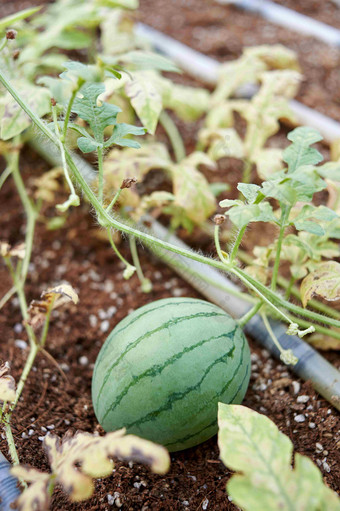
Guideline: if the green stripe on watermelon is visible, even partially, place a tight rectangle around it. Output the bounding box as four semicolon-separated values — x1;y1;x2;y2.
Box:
92;298;251;452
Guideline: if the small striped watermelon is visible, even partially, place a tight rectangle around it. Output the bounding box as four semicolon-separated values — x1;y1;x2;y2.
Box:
92;297;250;452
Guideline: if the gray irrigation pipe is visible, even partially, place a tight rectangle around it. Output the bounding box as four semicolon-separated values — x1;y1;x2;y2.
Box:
214;0;340;47
29;137;340;411
135;23;340;143
0;451;19;511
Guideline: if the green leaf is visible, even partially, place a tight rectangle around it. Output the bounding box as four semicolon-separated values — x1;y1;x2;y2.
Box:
125;71;162;134
0;6;41;33
300;261;340;307
283;127;323;173
317;161;340;181
218;404;339;511
225;202;277;229
60;61;99;86
0;82;51;140
292;205;338;235
77;137;100;153
237;184;261;204
209;182;229;197
72;83;121;143
104;123;146;149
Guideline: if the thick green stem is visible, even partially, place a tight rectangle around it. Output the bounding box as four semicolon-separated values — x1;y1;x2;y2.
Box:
2;73;340;330
159;110;186;163
271;206;290;291
0;165;12;190
61;89;77;142
230;225;247;263
106;188;122;213
214;224;228;263
11;343;39;410
238;301;262;328
285;275;296;300
0;286;15;310
97;146;104;204
3;419;20;465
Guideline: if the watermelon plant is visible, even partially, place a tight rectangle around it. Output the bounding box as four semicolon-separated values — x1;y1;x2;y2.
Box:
1;1;340;508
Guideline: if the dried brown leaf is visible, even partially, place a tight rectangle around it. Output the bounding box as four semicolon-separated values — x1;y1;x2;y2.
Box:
0;361;16;402
34;167;63;203
27;283;79;329
300;261;340;307
44;429;170;502
0;241;25;259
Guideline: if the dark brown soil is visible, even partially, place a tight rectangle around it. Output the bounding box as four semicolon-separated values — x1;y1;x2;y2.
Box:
0;1;340;510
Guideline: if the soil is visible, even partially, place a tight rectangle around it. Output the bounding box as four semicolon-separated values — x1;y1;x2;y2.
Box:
0;1;340;510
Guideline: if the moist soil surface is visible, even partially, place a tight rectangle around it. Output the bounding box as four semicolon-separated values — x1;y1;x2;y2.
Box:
1;1;340;510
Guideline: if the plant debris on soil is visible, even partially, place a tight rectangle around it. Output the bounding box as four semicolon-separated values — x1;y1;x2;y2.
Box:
0;0;340;510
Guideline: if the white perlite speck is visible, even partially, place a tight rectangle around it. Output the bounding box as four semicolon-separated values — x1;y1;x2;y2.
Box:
100;320;110;332
14;339;27;350
309;422;316;429
292;381;300;394
294;414;306;423
202;498;209;510
107;494;114;505
79;356;89;366
323;461;331;473
297;395;310;404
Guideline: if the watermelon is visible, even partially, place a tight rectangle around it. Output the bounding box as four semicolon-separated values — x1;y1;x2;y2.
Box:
92;297;250;452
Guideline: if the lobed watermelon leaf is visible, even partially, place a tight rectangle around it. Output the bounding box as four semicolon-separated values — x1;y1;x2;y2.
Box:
218;404;340;511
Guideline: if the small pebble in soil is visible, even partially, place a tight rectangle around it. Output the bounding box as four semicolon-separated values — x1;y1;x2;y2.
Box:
297;395;310;404
323;460;331;473
79;356;89;366
14;339;28;350
182;501;189;507
89;314;97;327
292;381;301;394
309;422;316;429
315;443;323;453
100;320;110;333
294;414;306;423
14;323;23;333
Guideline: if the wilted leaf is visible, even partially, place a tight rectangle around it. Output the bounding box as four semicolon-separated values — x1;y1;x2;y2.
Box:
300;261;340;307
163;82;210;121
0;362;16;403
28;283;79;329
34;167;63;203
218;404;339;511
308;333;340;351
171;152;217;224
292;205;337;236
125;71;163;134
252;148;283;180
0;241;25;259
11;466;51;511
244;45;300;71
44;429;170;501
137;191;175;218
198;128;244;161
0;82;51;140
103;142;171;207
107;50;179;73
